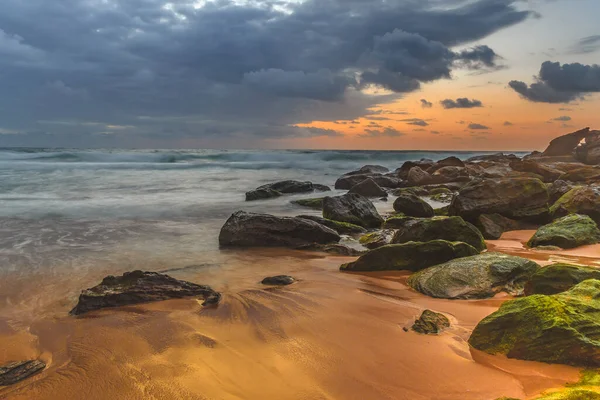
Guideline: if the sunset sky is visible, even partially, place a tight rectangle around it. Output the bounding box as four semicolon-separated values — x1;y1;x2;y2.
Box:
0;0;599;150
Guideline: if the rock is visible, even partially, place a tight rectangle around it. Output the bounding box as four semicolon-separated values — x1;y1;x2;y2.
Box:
468;279;600;367
476;213;523;240
407;166;433;186
340;240;478;272
70;270;221;315
525;263;600;295
312;184;331;192
0;360;46;386
219;211;340;247
548;180;575;203
434;156;465;169
296;243;364;256
428;187;454;203
430;166;470;184
392;187;429;197
408;252;540;299
576;130;600;164
323;193;383;228
258;180;314;194
509;160;563;182
296;215;366;235
291;197;324;210
411;310;451;334
335;174;402;190
466;153;519;163
393;193;434;217
558;167;600;183
528;214;600;249
359;230;394;249
356;165;390;174
383;216;414;229
542;127;595;157
391;216;486;251
245;188;282;201
395;161;434;180
348;178;388;198
550;187;600;224
449;178;550;223
434;206;450;216
261;275;295;285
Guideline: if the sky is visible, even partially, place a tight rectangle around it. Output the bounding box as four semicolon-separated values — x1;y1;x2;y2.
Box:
0;0;599;150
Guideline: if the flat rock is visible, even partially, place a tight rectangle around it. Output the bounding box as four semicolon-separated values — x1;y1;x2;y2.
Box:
393;193;434;217
261;275;295;285
525;263;600;295
323;193;383;228
527;214;600;249
411;310;450;334
70;270;220;315
0;360;46;386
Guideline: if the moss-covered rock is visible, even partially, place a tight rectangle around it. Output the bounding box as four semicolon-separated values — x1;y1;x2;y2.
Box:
359;230;393;249
391;216;486;252
525;263;600;295
408;252;540;299
411;310;450;334
340;240;478;272
291;197;324;210
323;193;384;228
382;215;414;229
527;214;600;249
434;206;450;216
296;215;366;235
393;192;434;217
469;280;600;367
550;187;600;224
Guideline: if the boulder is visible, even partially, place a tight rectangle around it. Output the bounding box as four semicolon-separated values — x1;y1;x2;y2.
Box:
313;184;331;192
542;127;594;157
261;275;295;285
407;166;433;186
246;188;282;201
219;211;340;247
550;187;600;224
391;216;486;251
323;193;383;228
428;187;454;203
335;174;402;190
448;178;550;223
258;180;314;193
433;156;465;169
340;240;478;272
509;160;563;182
0;360;46;386
469;279;600;367
70;270;221;315
348;178;388;198
383;215;415;229
408;252;540;299
359;230;394;249
430;166;470;184
395;161;434;180
296;215;366;235
291;197;324;210
527;214;600;249
548;180;575;203
466;153;519;163
296;243;364;256
353;165;390;175
393;193;434;217
525;263;600;295
411;310;451;334
558;167;600;183
576;130;600;164
475;213;523;240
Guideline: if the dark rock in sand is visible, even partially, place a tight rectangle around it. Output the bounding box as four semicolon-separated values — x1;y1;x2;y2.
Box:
449;178;549;223
412;310;450;334
509;160;563;183
70;270;220;315
359;230;394;249
0;360;46;386
296;243;364;256
407;166;433;186
542;127;595;157
408;252;540;299
340;240;478;272
548;180;575;204
476;213;524;240
550;187;600;224
261;275;295;285
349;178;388;198
245;188;282;201
323;193;383;228
527;214;600;249
391;216;486;252
220;211;340;248
469;279;600;367
525;263;600;295
393;192;434;218
296;215;366;235
291;197;324;210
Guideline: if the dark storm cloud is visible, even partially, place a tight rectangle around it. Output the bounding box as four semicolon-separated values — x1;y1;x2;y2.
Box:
468;123;490;130
420;99;433;108
440;98;484;109
509;61;600;103
0;0;532;146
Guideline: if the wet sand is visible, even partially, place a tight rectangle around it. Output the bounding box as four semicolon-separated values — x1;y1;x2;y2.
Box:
1;236;596;399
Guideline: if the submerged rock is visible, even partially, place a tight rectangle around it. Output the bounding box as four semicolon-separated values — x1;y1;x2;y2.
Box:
291;197;324;210
261;275;295;285
411;310;451;334
391;216;486;252
527;214;600;249
323;193;383;228
525;263;600;295
340;240;478;272
0;360;46;386
408;252;540;299
348;178;388;198
469;279;600;367
296;215;366;235
393;192;434;218
219;211;340;247
70;270;220;315
359;230;394;249
245;188;282;201
550;187;600;224
476;213;523;240
259;180;314;193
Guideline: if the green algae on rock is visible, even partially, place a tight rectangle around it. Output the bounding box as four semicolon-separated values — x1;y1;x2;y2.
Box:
291;197;324;210
550;187;600;224
296;215;366;235
525;263;600;295
408;252;540;299
359;230;393;249
527;214;600;249
391;216;486;252
469;280;600;367
411;310;450;334
340;240;478;272
323;193;384;228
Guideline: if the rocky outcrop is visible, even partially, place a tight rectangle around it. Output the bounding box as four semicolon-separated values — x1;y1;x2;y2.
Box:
340;240;478;272
393;193;434;217
408;252;540;299
576;130;600;164
291;197;324;210
542;127;594;157
509;160;563;183
550;187;600;224
0;360;46;386
525;263;600;295
348;178;388;198
527;214;600;249
70;271;221;315
411;310;450;334
449;178;550;223
391;216;486;252
219;211;340;247
296;215;366;235
469;279;600;367
359;230;394;249
475;213;524;240
246;180;329;201
261;275;295;285
323;193;383;228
